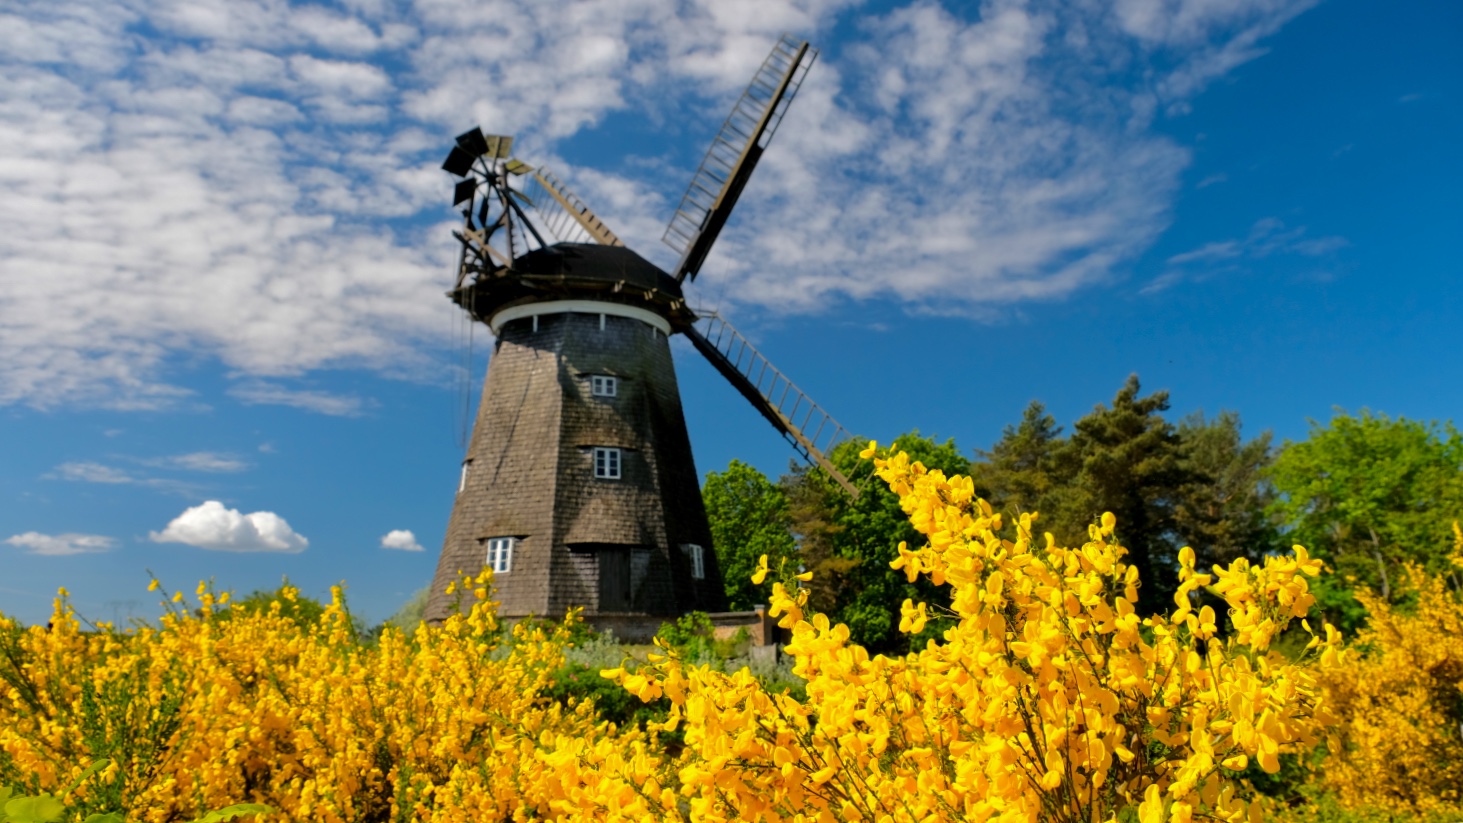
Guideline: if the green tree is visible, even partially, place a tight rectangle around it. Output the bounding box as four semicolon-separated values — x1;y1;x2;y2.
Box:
367;586;430;641
387;587;430;628
971;377;1190;613
971;382;1278;615
1266;410;1463;627
782;455;858;617
703;460;798;611
1173;410;1278;571
783;432;970;654
969;400;1063;518
1047;376;1190;613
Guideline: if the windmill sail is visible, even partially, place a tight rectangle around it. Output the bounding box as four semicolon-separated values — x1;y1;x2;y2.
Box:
525;168;625;247
664;35;817;283
685;312;859;497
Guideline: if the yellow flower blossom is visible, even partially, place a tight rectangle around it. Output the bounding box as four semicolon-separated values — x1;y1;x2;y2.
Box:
1315;536;1463;814
751;554;770;586
0;447;1365;823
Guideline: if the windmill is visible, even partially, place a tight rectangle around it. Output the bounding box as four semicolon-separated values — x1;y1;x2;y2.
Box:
425;36;857;633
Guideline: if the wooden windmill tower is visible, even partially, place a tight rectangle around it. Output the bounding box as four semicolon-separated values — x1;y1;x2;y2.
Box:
425;36;858;634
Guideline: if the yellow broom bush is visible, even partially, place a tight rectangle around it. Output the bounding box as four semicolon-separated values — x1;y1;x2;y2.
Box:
0;443;1363;823
1310;526;1463;816
0;575;659;822
608;444;1348;823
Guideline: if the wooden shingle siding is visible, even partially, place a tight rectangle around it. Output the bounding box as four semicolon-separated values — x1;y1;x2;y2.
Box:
425;309;727;626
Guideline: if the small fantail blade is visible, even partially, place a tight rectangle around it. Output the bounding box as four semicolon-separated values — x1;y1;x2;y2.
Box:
456;127;490;158
442;146;476;177
453;179;477;206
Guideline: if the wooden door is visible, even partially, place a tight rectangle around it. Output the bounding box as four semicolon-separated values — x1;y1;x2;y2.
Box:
598;549;631;612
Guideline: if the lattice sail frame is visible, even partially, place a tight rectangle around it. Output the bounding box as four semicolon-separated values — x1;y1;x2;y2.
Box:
684;311;858;496
523;169;625;247
663;35;817;283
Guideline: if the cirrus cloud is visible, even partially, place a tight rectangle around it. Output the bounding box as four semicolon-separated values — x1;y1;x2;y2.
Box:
4;532;118;556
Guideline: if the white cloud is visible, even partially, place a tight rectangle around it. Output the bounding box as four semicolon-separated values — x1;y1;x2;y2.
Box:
380;529;424;551
48;462;136;484
1145;217;1347;292
0;0;1319;410
1167;240;1243;265
289;54;392;99
1112;0;1320;103
46;455;234;490
150;500;309;553
148;452;250;473
228;381;372;416
5;531;118;556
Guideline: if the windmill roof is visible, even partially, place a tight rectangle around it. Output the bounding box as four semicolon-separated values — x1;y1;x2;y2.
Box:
452;242;697;331
512;243;683;298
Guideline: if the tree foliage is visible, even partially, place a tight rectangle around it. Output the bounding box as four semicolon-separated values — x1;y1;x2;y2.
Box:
1173;411;1279;572
781;432;969;653
702;460;797;611
1267;411;1463;627
972;377;1275;615
968;400;1064;519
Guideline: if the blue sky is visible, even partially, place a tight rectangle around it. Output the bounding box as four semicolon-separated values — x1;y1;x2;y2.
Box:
2;0;1459;628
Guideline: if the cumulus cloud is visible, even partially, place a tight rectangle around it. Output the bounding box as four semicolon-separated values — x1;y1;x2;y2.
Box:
380;529;424;551
5;532;118;556
0;0;1319;410
150;500;308;552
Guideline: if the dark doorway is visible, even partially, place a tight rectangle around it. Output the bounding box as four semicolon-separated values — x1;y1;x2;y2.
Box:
599;549;631;611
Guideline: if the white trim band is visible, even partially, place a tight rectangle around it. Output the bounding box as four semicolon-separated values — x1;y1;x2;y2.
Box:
489;300;671;336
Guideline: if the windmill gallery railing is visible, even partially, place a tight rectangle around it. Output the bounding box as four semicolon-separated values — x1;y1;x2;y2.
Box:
685;312;859;497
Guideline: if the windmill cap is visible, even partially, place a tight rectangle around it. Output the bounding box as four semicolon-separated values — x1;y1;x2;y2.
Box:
452;242;697;331
512;243;682;296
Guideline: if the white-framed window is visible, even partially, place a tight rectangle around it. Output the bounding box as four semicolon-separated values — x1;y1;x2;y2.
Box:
484;537;515;574
593;447;621;479
458;459;473;493
590;375;618;397
682;543;705;580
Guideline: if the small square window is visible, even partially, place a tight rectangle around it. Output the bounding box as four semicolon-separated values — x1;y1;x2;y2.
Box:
683;543;705;580
591;375;617;397
593;447;621;479
484;537;515;574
